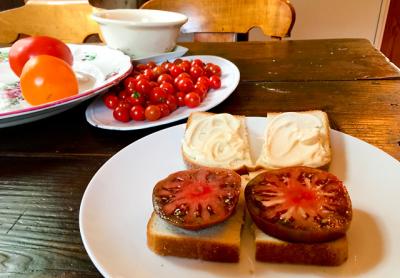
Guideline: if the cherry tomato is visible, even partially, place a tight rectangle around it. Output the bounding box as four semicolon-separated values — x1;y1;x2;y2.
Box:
127;91;145;106
117;100;132;110
113;106;131;122
169;64;183;78
159;81;175;95
173;58;183;65
152;66;165;79
165;94;178;112
103;94;119;109
158;103;171;117
123;77;137;93
143;68;155;81
118;89;129;100
145;105;161;121
135;79;152;95
196;76;210;90
184;92;201;108
135;63;148;72
191;59;204;68
180;60;191;72
161;61;173;72
157;73;173;84
130;105;145;121
209;75;221;89
205;63;222;77
175;91;186;107
177;78;194;93
146;61;157;69
194;83;208;100
20;55;78;106
149;87;167;104
189;65;204;80
135;73;148;81
9;36;73;77
174;72;191;86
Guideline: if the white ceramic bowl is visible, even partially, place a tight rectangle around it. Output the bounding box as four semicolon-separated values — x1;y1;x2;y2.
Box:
92;9;188;58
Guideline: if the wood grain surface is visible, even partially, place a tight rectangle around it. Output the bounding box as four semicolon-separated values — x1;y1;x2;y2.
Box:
1;39;400;276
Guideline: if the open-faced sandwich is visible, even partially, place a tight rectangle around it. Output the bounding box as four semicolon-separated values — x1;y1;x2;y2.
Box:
147;110;353;266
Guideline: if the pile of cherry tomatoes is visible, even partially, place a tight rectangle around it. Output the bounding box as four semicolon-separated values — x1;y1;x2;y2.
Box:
102;58;222;122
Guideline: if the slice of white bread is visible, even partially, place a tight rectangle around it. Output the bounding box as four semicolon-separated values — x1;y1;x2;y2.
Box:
181;112;253;174
254;226;348;266
147;189;246;262
256;110;332;170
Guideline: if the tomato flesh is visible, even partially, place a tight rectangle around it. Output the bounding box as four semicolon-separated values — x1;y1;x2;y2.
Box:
245;166;352;243
153;168;241;230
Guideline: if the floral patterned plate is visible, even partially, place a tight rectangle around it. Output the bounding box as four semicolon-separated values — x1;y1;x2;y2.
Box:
0;44;132;128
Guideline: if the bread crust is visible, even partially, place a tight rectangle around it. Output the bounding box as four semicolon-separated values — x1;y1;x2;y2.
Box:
147;212;240;262
255;235;348;266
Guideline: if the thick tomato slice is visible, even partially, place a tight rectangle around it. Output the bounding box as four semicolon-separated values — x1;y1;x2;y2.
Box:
153;168;241;230
245;166;352;243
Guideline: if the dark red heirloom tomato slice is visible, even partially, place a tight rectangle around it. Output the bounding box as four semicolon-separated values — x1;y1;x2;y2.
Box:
153;168;241;230
245;166;352;243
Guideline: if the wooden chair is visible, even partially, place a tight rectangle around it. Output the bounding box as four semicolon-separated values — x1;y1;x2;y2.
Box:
140;0;295;42
0;0;100;43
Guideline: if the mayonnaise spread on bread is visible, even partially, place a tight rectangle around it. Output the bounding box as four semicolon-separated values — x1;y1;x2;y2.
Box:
182;113;251;168
259;112;330;168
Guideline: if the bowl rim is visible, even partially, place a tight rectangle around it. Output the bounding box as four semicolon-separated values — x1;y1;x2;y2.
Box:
92;9;188;27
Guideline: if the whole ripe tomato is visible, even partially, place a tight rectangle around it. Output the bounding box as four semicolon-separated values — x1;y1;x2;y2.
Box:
20;55;78;106
9;36;73;77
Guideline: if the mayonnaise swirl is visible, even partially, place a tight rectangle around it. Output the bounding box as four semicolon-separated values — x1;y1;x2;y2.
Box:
182;113;252;168
258;112;330;169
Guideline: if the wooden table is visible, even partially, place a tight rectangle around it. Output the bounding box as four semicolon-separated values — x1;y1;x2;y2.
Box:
1;38;399;277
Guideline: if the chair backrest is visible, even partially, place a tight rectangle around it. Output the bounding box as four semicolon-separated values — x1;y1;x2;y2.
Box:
140;0;295;42
0;0;100;44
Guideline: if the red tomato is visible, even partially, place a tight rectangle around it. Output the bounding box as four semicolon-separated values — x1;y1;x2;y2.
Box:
180;60;191;72
245;167;352;243
127;91;145;106
117;100;132;110
173;58;183;65
205;63;221;77
169;64;183;78
113;106;131;122
175;91;186;107
158;103;171;117
189;65;204;80
152;66;165;78
161;61;173;72
191;59;204;68
165;94;178;112
135;73;148;81
145;105;161;121
157;73;173;84
159;81;175;95
143;68;155;81
135;63;148;72
130;105;145;121
146;61;157;69
123;77;137;93
149;87;167;104
177;78;194;93
174;73;191;86
184;92;201;108
103;94;119;109
118;89;129;100
197;76;210;90
194;83;208;100
209;75;221;89
136;79;152;95
20;55;78;105
9;36;73;77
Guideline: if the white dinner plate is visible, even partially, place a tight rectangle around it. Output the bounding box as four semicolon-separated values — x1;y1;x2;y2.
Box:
85;55;240;130
0;44;131;128
80;117;400;277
